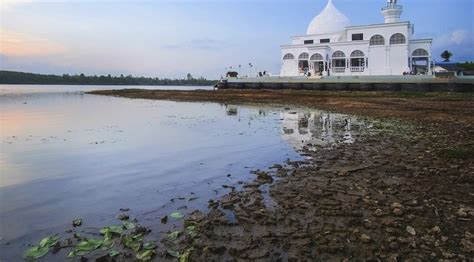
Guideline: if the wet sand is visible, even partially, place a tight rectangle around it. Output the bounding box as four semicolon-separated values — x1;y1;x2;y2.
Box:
89;89;474;260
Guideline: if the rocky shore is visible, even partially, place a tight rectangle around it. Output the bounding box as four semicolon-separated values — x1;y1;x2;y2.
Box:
89;89;474;260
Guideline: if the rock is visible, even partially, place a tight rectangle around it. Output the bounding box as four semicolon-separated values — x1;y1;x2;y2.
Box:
72;218;82;227
393;208;403;216
432;226;441;234
457;208;468;218
374;209;383;216
406;226;416;236
117;214;129;221
160;215;168;224
391;202;403;209
360;234;372;243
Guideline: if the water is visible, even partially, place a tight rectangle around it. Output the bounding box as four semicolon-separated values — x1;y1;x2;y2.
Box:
0;85;368;260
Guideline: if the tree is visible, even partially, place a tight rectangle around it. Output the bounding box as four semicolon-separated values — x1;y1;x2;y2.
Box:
186;73;193;80
441;50;453;62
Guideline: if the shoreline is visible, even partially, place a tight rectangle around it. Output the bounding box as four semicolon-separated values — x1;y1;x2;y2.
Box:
86;89;474;260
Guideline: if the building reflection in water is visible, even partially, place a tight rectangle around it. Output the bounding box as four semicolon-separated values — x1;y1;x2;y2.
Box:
280;110;365;151
222;104;367;151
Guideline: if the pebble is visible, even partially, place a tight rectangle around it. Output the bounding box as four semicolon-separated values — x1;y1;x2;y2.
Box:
432;226;441;234
117;214;129;221
406;226;416;236
360;234;372;243
374;209;383;216
393;208;403;216
457;208;468;218
391;203;403;209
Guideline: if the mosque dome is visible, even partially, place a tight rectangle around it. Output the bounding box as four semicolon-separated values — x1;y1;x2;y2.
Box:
306;0;350;35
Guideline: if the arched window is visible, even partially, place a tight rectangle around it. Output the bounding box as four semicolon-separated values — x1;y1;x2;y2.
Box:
350;50;365;57
310;53;324;61
390;33;406;44
350;50;366;70
332;51;346;58
298;53;309;60
412;49;429;57
283;53;294;60
332;51;346;72
369;35;385;45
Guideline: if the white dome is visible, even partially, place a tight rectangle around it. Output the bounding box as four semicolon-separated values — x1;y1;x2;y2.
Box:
306;0;350;35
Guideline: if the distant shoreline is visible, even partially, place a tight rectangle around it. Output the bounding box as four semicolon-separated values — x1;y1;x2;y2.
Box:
0;70;217;86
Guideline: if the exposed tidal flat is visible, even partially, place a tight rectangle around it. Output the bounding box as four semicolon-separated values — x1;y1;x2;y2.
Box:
0;86;473;261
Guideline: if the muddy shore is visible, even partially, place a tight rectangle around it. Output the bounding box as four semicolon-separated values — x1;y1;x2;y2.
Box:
89;89;474;260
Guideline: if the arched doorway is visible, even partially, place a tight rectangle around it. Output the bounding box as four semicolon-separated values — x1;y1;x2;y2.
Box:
411;48;430;75
310;53;325;76
298;53;310;75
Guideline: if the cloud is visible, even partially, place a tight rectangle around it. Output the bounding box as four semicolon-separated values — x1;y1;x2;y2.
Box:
434;30;472;48
0;31;68;57
432;30;474;61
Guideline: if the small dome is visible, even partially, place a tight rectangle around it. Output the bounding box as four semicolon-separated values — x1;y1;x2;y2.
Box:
306;0;350;35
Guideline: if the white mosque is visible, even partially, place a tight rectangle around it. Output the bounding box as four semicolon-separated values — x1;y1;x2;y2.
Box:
280;0;433;77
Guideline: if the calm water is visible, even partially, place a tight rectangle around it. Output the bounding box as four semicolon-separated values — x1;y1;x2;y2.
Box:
0;85;368;260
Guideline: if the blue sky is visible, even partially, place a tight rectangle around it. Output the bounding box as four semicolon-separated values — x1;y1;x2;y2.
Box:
0;0;473;78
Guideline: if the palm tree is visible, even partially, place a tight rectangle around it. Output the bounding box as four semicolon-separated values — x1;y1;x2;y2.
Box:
441;50;453;62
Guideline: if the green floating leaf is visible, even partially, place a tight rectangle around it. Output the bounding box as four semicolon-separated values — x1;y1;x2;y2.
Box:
179;250;191;262
109;250;120;257
143;242;156;250
123;234;143;252
76;238;102;251
123;221;135;230
169;212;183;219
72;218;82;227
101;238;114;250
22;246;49;260
100;225;124;235
67;250;89;258
167;250;180;258
38;236;59;248
136;249;155;261
167;231;180;240
186;225;195;232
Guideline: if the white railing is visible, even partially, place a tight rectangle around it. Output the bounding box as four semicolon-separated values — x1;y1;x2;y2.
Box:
332;67;346;73
351;67;365;72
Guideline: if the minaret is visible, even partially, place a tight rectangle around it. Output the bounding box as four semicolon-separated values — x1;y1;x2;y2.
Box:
382;0;402;23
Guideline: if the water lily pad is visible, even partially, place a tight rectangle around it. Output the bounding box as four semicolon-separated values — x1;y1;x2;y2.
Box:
167;250;180;258
123;221;135;230
38;236;59;248
22;246;49;260
101;238;114;250
169;212;183;219
179;250;191;262
67;250;89;258
167;231;180;240
100;225;124;235
136;249;155;261
143;242;156;250
72;218;82;227
109;250;120;257
123;234;143;252
76;239;102;251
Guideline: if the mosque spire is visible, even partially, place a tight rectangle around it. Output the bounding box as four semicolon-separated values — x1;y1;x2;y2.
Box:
382;0;403;23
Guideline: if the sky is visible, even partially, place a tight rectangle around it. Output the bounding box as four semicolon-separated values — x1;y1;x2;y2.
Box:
0;0;473;79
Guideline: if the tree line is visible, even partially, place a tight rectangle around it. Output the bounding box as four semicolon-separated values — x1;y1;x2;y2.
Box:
0;71;217;86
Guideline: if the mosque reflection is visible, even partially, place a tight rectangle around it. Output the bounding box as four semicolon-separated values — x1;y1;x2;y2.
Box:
223;104;366;151
280;110;361;150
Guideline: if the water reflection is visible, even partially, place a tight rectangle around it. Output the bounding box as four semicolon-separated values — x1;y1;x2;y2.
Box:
0;86;369;261
280;110;364;151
